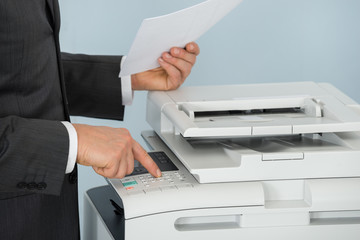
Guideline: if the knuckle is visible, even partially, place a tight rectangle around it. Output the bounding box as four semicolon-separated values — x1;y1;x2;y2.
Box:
121;129;132;141
124;135;132;143
119;140;131;151
123;128;130;135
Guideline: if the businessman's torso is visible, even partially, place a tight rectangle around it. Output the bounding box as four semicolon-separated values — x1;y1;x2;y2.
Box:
0;1;79;239
0;0;66;121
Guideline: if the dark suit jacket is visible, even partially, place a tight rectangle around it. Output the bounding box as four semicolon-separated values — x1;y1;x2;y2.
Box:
0;0;125;239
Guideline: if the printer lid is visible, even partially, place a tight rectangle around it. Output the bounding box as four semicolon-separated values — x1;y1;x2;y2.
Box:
157;82;360;138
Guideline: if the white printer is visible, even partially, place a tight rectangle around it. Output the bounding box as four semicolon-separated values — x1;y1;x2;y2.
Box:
87;82;360;240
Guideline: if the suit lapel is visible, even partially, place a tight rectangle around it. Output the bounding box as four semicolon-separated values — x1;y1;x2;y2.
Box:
45;0;60;33
52;0;61;34
46;0;70;121
45;0;55;26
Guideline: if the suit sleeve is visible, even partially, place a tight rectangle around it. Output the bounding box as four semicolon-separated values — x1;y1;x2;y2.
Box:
0;116;70;196
61;53;125;120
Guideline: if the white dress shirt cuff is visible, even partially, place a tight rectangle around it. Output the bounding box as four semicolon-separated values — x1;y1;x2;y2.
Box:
61;121;78;174
119;56;134;105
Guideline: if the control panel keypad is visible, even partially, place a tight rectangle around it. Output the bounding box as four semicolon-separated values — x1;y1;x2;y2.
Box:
119;151;193;196
121;171;193;195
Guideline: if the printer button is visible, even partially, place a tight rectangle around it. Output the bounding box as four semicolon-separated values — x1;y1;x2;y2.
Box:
121;177;134;183
122;180;138;187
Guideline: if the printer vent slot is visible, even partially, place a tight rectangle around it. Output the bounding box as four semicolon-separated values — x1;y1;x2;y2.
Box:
310;211;360;225
174;215;241;231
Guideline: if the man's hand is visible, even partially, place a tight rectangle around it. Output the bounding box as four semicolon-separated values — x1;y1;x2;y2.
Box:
73;124;161;179
131;42;200;91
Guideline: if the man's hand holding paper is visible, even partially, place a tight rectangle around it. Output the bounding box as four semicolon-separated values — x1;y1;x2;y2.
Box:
131;42;200;91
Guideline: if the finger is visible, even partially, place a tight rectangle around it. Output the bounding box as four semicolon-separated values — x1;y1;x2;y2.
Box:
162;52;193;69
115;154;129;178
185;42;200;56
132;140;161;177
125;149;134;175
95;161;121;179
169;47;197;66
93;166;118;179
93;166;104;177
161;53;193;79
93;151;126;179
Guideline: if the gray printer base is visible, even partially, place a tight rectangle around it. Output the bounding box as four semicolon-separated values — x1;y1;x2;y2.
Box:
84;186;360;240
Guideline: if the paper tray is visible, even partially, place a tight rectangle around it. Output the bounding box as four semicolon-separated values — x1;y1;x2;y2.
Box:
159;132;360;183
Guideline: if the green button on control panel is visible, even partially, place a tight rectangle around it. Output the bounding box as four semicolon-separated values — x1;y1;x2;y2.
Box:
122;181;138;187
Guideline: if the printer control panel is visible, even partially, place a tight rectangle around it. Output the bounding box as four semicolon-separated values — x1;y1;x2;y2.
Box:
117;151;194;196
131;151;179;175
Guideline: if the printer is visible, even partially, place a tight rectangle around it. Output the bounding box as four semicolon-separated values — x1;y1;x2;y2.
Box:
85;82;360;240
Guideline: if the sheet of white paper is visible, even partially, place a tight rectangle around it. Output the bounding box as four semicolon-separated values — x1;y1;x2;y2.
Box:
119;0;242;77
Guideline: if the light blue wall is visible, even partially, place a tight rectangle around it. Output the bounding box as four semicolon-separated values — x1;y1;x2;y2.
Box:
59;0;360;234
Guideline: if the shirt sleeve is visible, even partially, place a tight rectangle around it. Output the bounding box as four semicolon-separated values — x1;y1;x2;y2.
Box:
61;121;77;174
119;56;134;105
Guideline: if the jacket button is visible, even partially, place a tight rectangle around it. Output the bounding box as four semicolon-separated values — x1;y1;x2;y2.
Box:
17;182;27;189
68;173;77;184
27;182;37;190
37;182;47;190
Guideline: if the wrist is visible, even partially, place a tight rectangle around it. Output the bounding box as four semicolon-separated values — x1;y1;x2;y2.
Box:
131;74;143;91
